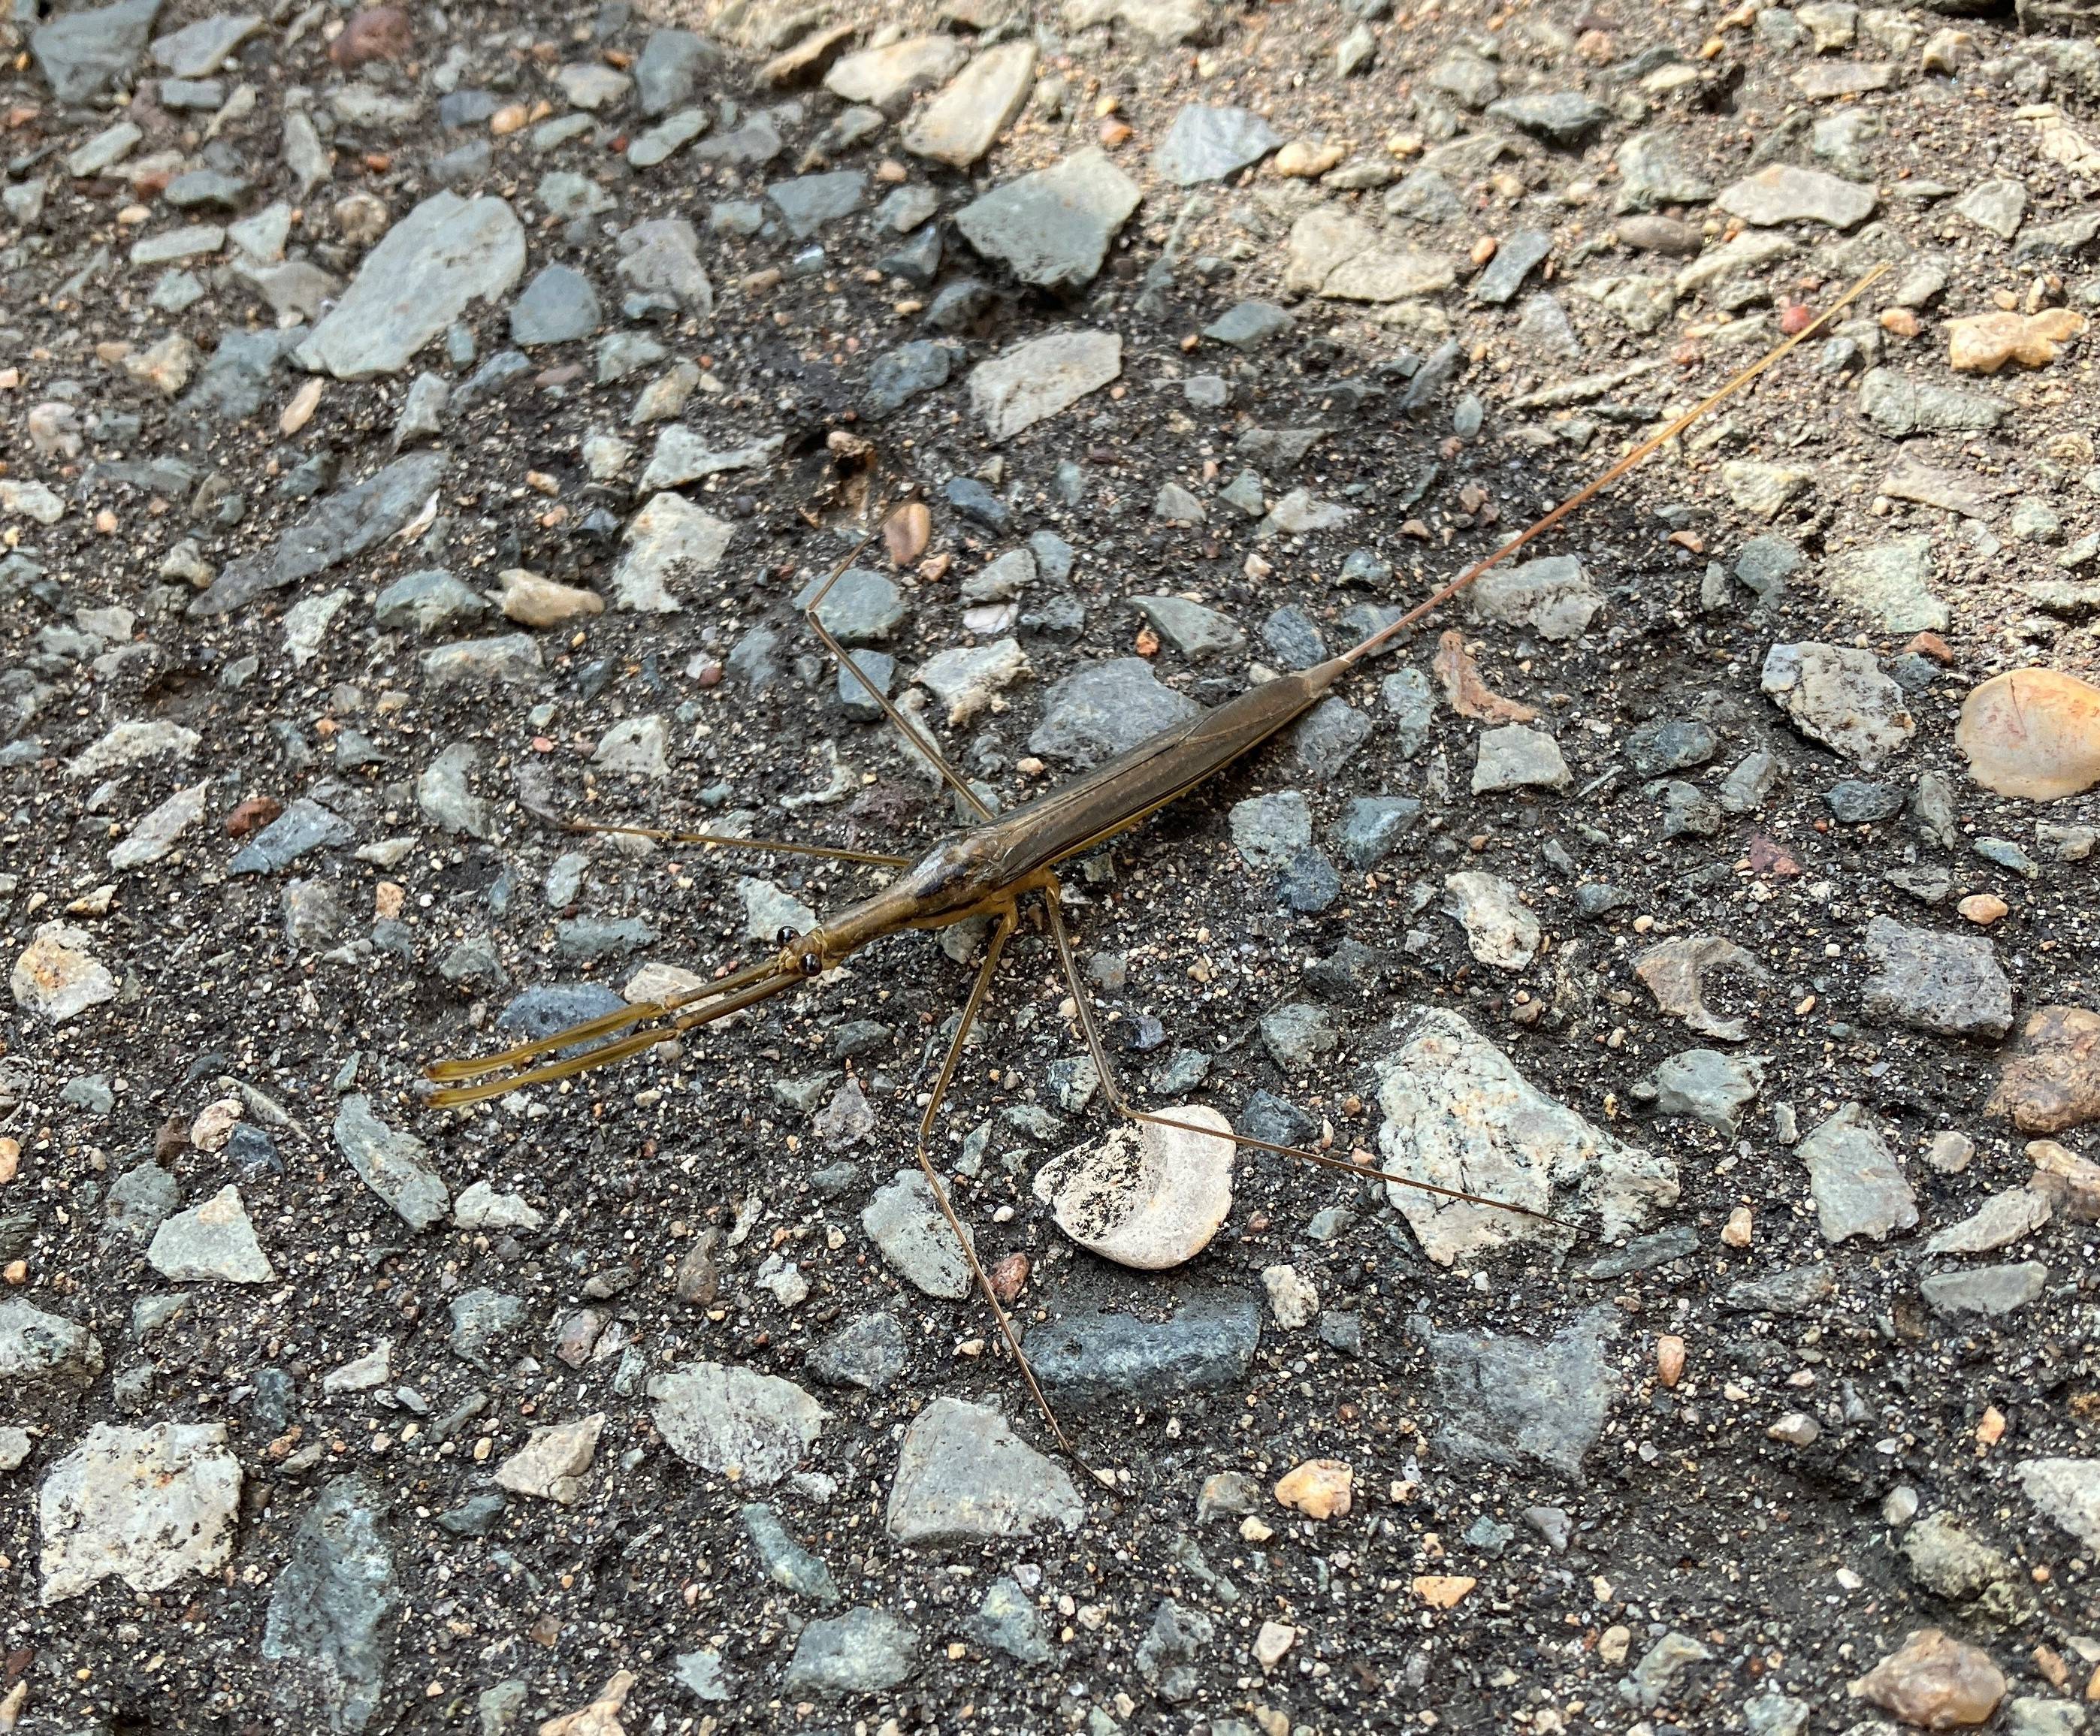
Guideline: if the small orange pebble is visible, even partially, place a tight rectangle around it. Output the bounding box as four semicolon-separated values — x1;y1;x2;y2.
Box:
1470;235;1498;267
1413;1574;1477;1609
1977;1405;2006;1448
1657;1334;1686;1387
1880;307;1920;338
1958;893;2008;926
1905;630;1953;663
1274;1459;1352;1520
1780;303;1816;335
1098;118;1132;147
1134;626;1161;657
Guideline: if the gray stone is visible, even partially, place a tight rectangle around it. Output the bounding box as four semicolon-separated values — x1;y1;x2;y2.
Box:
1824;778;1902;823
1329;795;1420;868
1719;750;1783;813
32;0;162;102
1377;1010;1675;1262
1715;165;1878;228
1261;1002;1336;1070
1621;1633;1713;1713
1412;1308;1619;1480
648;1362;824;1487
38;1421;240;1602
1736;534;1802;599
1024;1291;1261;1405
1473;228;1552;304
508;265;600;346
0;1299;104;1390
885;1396;1084;1545
150;11;258;76
741;1502;838;1604
614;219;712;312
767;171;866;240
1615;130;1715;212
1826;535;1947;633
970;329;1121;441
1383;667;1435;756
1953;177;2027;241
1443;871;1542;969
448;1288;527;1369
1921;1262;2048;1317
192;451;449;616
1485;91;1610;145
1761;642;1915;768
633;29;718;116
971;1577;1052;1666
298;195;524;379
106;1163;180;1239
2016;1457;2100;1553
1798;1100;1917;1242
1862;915;2013;1040
1467;554;1601;641
670;1650;730;1704
374;569;486;636
783;1608;917;1695
147;1185;273;1283
1722;1264;1835;1316
1292;697;1370;779
1652;1049;1764;1131
1473;724;1571;793
866;340;954;415
261;1477;398;1734
627;108;709;169
962;146;1142;291
333;1096;449;1231
1260;605;1325;669
1030;657;1201;768
1624;720;1718;776
1204;301;1292;349
809;1312;908;1391
1860;367;2007;438
862;1170;971;1298
798;567;903;643
228;798;354;875
1230;790;1311;870
902;39;1036;168
1151;104;1282;185
1135;1599;1213;1703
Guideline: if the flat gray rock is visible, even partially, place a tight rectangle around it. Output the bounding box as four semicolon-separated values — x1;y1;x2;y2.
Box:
861;1170;971;1297
1921;1261;2047;1317
298;193;525;379
1024;1291;1261;1405
1151;104;1282;184
261;1477;398;1734
32;0;162;101
147;1185;273;1283
509;264;601;345
1715;164;1878;228
1862;914;2014;1040
1029;656;1200;768
766;171;866;239
1761;642;1915;768
884;1396;1084;1545
1411;1308;1619;1481
1467;553;1602;641
39;1421;241;1602
2016;1457;2100;1552
1825;536;1948;634
953;148;1141;291
1798;1101;1917;1242
332;1095;450;1231
648;1361;824;1487
190;451;447;616
969;329;1121;441
782;1608;917;1695
0;1298;104;1390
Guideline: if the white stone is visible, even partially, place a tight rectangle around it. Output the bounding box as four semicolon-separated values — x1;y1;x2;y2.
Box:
39;1422;241;1603
1033;1107;1235;1270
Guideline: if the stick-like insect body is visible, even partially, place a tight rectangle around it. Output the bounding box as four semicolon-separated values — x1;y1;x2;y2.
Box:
428;265;1888;1454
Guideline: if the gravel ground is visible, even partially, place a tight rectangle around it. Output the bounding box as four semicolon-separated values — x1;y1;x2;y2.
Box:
5;0;2100;1731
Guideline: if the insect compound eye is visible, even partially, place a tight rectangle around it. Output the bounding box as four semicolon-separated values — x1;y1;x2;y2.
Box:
799;952;823;977
775;926;798;946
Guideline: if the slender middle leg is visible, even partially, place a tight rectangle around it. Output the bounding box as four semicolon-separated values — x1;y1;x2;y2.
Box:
908;903;1076;1456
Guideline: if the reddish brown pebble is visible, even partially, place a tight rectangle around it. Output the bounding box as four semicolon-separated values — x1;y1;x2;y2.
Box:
884;500;931;566
989;1251;1029;1304
225;795;283;838
1657;1334;1686;1387
1779;303;1815;335
1135;626;1161;657
1905;630;1954;663
330;5;413;67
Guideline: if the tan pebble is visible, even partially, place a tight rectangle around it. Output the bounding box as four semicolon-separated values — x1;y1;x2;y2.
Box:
1958;892;2008;925
1253;1620;1296;1668
1722;1205;1754;1247
1273;139;1343;178
0;1137;19;1185
1851;1628;2006;1728
1600;1624;1632;1665
189;1097;244;1152
1956;668;2100;800
1470;235;1498;266
2026;1138;2100;1219
490;103;529;134
1947;308;2085;374
1929;1131;1974;1173
498;568;604;626
280;376;324;436
1977;1404;2006;1445
1656;1333;1686;1387
3;1260;25;1285
1274;1458;1352;1520
1239;1514;1274;1542
1879;307;1920;338
1098;118;1131;146
375;881;406;920
1413;1574;1476;1609
884;500;931;566
874;158;907;183
1767;1411;1820;1445
93;509;117;534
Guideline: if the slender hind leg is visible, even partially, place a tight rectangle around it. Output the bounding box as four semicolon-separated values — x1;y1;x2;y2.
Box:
908;903;1081;1458
1037;876;1567;1224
